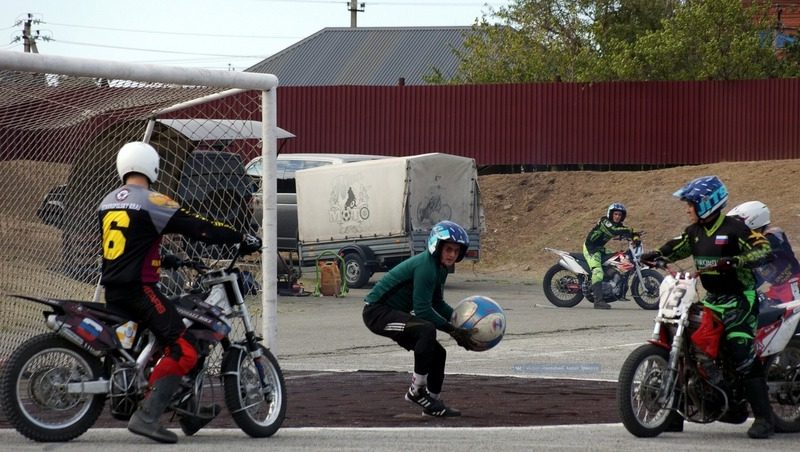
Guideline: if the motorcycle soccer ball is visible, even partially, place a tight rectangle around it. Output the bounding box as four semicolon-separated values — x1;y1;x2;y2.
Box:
450;295;507;352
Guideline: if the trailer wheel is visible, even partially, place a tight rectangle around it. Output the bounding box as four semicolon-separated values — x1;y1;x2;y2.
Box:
343;253;370;288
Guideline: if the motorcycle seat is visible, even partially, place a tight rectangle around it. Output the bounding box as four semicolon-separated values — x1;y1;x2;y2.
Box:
758;305;786;328
79;301;130;324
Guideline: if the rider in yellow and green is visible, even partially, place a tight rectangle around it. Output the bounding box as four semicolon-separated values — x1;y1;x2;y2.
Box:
641;176;774;439
583;203;639;309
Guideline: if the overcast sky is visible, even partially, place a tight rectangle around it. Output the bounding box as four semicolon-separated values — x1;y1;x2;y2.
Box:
2;0;507;71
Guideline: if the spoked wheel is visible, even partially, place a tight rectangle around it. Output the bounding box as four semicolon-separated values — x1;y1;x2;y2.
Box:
222;344;286;437
617;343;681;437
766;337;800;433
631;269;664;310
542;264;584;307
0;333;105;442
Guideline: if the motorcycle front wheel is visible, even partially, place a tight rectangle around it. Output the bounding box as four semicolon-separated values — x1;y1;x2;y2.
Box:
0;333;106;442
631;269;664;310
766;337;800;433
222;344;286;437
617;343;681;437
542;264;584;308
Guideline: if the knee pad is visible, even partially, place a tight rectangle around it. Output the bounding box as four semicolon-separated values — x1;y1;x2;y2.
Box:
148;335;199;384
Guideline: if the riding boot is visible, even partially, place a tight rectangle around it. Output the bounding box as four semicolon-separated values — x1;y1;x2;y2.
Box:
128;375;181;443
743;377;774;439
179;403;221;436
718;399;749;424
664;415;684;432
592;282;610;309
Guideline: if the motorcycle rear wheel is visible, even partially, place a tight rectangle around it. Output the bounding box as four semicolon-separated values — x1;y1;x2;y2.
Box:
542;264;584;308
617;343;681;437
767;337;800;433
631;269;664;310
0;333;105;442
222;344;286;437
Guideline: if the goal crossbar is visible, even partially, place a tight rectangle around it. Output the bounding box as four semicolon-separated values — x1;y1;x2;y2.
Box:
0;51;278;90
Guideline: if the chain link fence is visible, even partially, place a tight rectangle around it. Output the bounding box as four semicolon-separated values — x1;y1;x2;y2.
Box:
0;60;276;365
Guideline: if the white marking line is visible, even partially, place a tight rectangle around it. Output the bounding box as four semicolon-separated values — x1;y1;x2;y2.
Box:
284;372;340;380
284;424;624;431
282;369;619;383
519;342;643;358
7;424;623;433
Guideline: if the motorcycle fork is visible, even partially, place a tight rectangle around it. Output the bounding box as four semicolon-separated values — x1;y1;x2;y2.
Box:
225;279;272;392
656;321;689;406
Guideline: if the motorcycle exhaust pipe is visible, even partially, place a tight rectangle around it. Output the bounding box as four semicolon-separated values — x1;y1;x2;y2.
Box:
45;314;103;357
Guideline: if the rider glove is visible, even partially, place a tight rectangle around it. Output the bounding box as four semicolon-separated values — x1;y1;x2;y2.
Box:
239;233;263;255
716;256;739;271
161;254;181;270
640;251;662;264
449;327;478;350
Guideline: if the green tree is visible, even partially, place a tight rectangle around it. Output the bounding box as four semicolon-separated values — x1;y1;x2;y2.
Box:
435;0;675;83
621;0;789;80
437;0;798;83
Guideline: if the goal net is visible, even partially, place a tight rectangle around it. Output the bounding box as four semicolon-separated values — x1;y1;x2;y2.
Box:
0;51;279;364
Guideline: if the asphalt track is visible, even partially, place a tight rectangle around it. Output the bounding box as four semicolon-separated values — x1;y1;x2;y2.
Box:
3;424;800;451
3;271;800;450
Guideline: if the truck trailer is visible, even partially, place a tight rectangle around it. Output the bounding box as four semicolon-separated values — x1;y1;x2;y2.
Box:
295;153;484;288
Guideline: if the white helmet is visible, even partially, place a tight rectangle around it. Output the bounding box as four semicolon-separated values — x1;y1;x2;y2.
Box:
727;200;770;230
116;141;160;183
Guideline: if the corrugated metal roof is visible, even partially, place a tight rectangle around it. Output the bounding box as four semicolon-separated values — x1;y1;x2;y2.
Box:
245;27;471;86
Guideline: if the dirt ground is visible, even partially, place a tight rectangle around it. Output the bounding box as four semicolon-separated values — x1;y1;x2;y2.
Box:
474;159;800;281
0;371;618;430
275;371;617;428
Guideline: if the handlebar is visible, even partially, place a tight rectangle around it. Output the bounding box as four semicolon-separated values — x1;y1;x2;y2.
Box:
643;257;725;278
162;244;243;274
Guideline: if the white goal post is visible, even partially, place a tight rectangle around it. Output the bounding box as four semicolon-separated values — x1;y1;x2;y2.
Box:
0;50;281;359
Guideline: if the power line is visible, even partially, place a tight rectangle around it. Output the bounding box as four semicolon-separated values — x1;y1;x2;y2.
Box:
54;39;265;58
44;21;301;40
253;0;501;4
371;1;501;5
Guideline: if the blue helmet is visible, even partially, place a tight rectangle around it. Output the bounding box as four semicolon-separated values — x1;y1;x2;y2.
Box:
673;175;728;220
606;202;627;224
427;220;469;262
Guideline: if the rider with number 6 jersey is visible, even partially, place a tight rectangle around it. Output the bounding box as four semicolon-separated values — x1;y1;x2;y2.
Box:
98;186;242;285
97;141;257;444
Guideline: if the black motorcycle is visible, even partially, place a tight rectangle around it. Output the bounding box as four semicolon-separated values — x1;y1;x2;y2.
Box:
0;249;286;442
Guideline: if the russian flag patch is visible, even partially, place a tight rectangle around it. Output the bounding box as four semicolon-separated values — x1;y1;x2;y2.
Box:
76;317;103;341
714;235;729;245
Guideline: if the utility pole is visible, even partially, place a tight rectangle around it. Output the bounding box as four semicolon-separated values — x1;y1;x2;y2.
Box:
22;13;40;53
348;2;365;28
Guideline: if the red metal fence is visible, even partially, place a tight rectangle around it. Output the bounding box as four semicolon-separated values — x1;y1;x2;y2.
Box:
4;80;799;166
276;80;800;166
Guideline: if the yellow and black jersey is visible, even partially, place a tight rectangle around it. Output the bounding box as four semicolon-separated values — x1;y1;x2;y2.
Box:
98;185;242;285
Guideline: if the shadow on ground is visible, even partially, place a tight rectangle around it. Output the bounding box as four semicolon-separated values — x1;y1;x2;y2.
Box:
0;370;619;430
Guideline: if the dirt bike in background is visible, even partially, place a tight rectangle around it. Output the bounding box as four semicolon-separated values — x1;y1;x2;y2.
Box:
759;274;800;307
0;249;286;442
617;261;800;437
543;237;663;310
